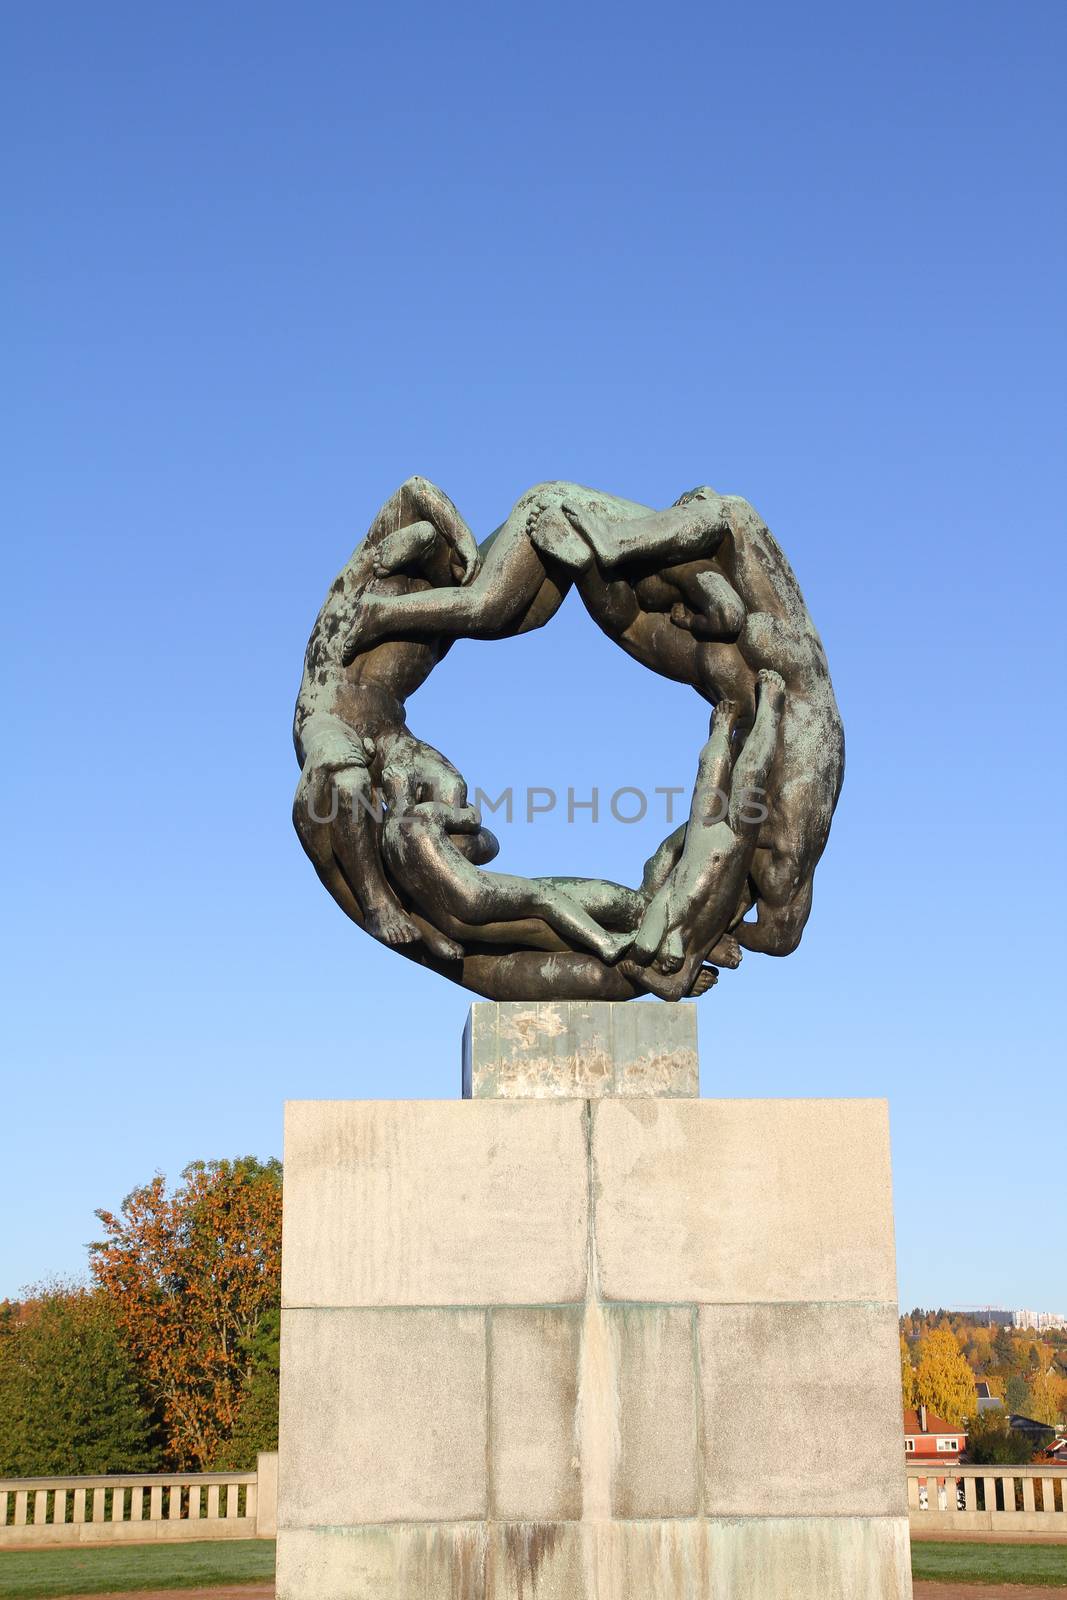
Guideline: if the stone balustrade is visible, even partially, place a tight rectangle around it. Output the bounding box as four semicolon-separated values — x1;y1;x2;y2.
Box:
3;1454;1064;1549
0;1451;278;1547
907;1463;1066;1536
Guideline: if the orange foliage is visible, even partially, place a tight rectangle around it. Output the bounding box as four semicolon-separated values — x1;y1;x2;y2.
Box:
90;1158;282;1469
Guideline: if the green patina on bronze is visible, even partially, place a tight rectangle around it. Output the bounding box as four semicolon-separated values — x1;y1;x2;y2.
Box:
293;477;844;1001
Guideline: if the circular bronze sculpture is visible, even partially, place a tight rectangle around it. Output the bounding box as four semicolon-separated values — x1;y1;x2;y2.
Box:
293;478;844;1001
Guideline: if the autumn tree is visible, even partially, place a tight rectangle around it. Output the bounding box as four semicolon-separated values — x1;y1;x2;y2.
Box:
0;1285;155;1475
1028;1369;1066;1428
900;1335;916;1407
915;1327;977;1427
91;1158;282;1469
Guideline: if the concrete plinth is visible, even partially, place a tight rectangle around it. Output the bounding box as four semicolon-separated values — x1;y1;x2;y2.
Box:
278;1002;912;1599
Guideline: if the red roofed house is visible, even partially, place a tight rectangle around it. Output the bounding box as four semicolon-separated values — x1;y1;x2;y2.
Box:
904;1404;967;1464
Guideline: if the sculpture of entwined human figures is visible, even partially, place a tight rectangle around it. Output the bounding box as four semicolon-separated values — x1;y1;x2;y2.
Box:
293;477;844;1001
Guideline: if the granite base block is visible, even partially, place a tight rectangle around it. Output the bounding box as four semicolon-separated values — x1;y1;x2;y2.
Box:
279;1006;911;1599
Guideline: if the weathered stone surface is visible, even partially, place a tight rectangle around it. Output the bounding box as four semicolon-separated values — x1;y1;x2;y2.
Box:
708;1515;913;1600
278;1308;486;1525
254;1451;278;1537
277;1517;912;1598
700;1301;907;1517
278;1092;910;1599
276;1524;488;1600
607;1305;699;1518
464;1000;699;1098
593;1098;897;1304
282;1099;588;1306
489;1308;583;1521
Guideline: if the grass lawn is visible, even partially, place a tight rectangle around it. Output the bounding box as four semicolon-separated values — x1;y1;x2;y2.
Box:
911;1540;1067;1587
2;1538;1066;1596
0;1539;275;1599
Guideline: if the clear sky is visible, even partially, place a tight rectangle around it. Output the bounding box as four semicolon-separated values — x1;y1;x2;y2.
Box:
2;1;1064;1311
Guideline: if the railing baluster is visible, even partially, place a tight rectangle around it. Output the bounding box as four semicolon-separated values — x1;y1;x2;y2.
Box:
168;1483;182;1521
207;1483;220;1520
226;1481;240;1519
149;1485;163;1521
188;1482;201;1521
130;1486;143;1522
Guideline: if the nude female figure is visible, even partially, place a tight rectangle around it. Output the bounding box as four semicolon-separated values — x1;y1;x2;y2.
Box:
380;798;633;968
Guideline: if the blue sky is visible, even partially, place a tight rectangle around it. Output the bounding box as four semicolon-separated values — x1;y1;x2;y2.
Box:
2;0;1064;1311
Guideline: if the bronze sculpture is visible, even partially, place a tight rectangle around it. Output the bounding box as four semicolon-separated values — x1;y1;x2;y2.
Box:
293;477;844;1001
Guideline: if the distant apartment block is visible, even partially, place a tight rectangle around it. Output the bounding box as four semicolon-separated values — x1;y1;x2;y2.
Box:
1012;1309;1067;1332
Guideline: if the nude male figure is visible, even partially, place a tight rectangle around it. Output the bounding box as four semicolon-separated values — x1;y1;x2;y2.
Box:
293;476;478;950
566;489;844;956
618;670;786;1000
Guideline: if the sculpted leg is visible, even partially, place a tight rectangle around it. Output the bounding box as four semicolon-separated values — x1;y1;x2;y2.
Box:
561;487;730;570
341;506;572;659
330;770;419;946
535;875;647;930
669;569;747;640
736;875;814;956
293;765;418;947
727;668;786;835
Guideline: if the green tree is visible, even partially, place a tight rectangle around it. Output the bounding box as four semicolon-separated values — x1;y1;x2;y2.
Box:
1006;1373;1031;1413
966;1408;1040;1465
915;1327;977;1427
0;1285;156;1476
993;1327;1020;1371
212;1308;280;1470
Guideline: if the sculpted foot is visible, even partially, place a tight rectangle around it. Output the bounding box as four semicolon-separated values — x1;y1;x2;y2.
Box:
597;929;634;965
365;905;420;946
690;963;719;996
560;502;625;568
617;958;685;1000
757;667;787;713
420;924;464;962
372;520;437;577
707;933;742;969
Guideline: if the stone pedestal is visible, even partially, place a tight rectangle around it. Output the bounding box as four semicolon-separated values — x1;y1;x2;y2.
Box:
277;1001;912;1599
